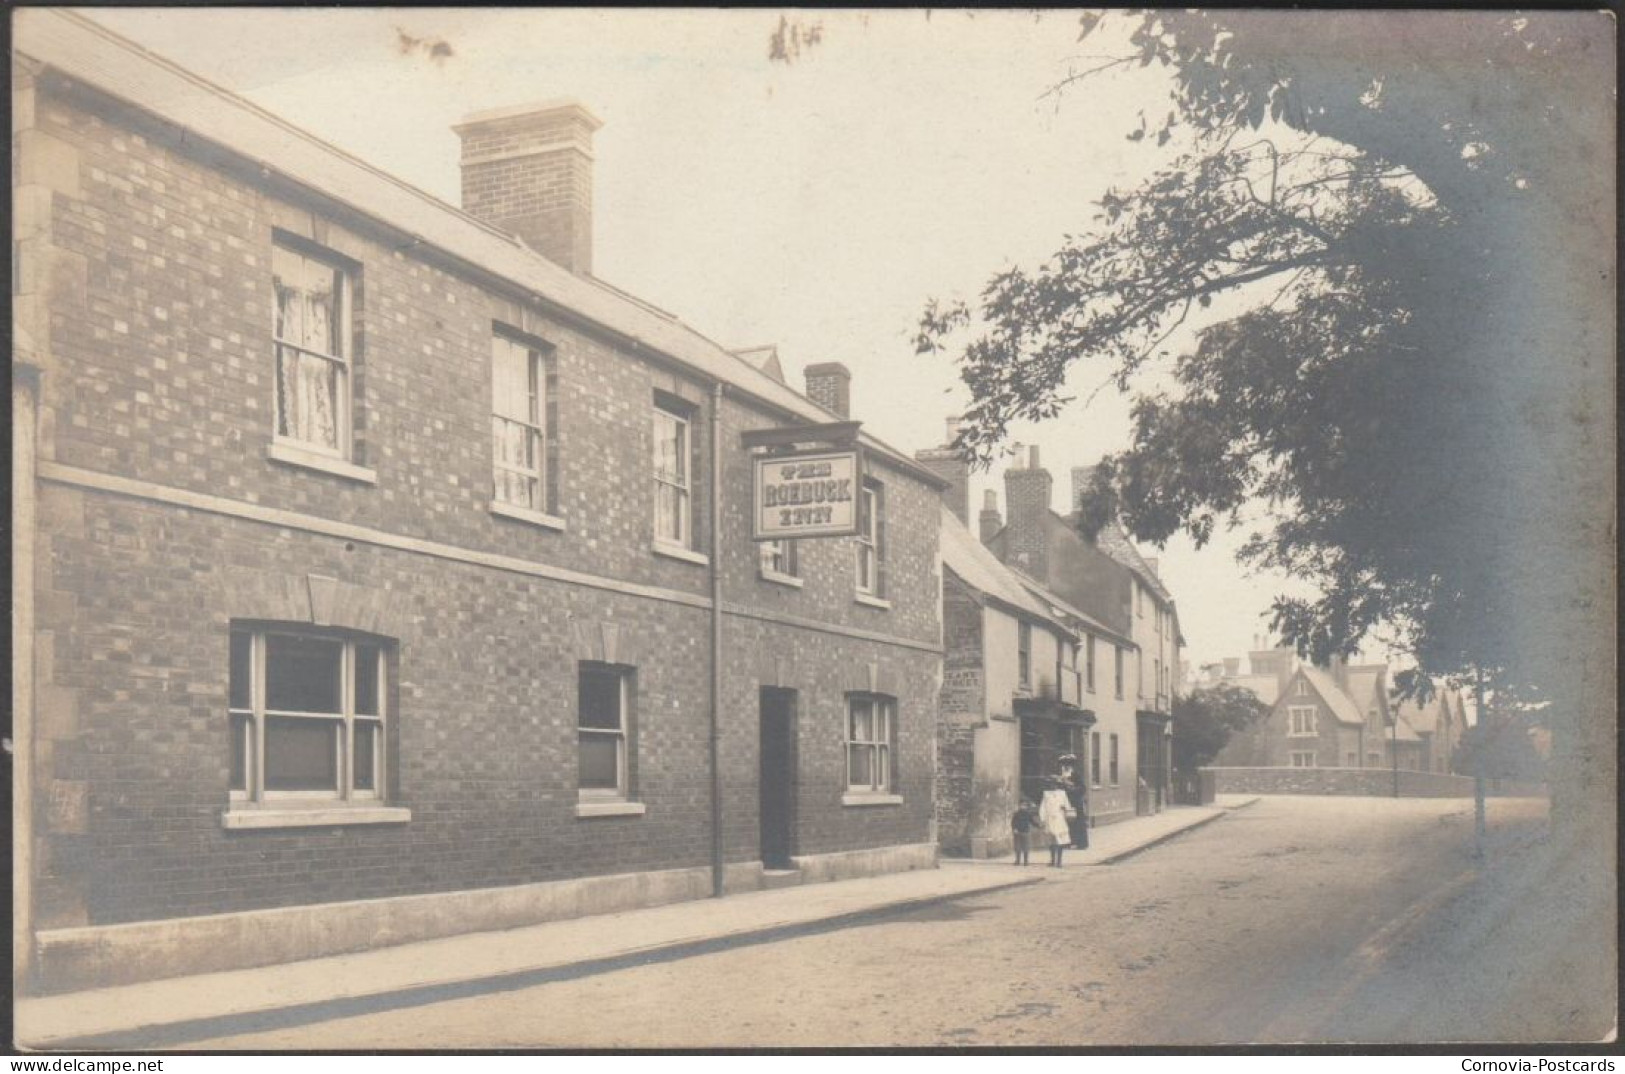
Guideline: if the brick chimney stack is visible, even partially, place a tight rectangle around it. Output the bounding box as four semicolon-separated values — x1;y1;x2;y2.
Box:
979;489;1003;545
804;363;852;418
914;417;970;525
1003;445;1053;580
454;100;602;275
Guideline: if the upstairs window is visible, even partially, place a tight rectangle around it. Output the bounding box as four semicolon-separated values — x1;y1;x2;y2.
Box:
1289;705;1318;736
229;626;387;803
1085;635;1096;693
1017;621;1032;689
491;334;547;512
1114;646;1125;699
855;478;887;598
272;242;351;457
759;538;799;580
652;399;693;548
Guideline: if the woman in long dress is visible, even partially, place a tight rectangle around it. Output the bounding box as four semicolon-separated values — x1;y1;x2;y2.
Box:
1037;781;1074;868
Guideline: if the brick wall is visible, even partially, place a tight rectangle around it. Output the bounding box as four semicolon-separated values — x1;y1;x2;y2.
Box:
22;74;941;931
1206;767;1549;799
934;572;985;854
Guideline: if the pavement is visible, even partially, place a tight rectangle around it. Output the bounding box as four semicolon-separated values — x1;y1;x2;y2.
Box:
16;799;1253;1051
956;799;1258;868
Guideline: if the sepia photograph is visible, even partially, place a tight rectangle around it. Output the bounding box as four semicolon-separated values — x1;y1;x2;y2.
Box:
9;6;1618;1053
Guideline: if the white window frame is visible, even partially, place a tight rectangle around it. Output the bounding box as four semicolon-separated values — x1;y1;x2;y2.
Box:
855;479;884;597
1114;646;1125;699
1109;732;1120;786
491;334;547;513
1017;621;1033;689
1085;635;1096;693
1290;751;1317;768
759;538;800;583
1289;705;1318;737
578;664;632;801
846;694;895;793
652;400;693;549
229;626;385;806
1295;677;1310;697
271;241;352;459
1090;730;1103;787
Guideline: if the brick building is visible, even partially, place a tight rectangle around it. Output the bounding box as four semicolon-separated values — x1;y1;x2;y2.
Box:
13;10;946;992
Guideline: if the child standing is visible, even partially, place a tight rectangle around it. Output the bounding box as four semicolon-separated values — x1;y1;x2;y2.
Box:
1010;799;1037;865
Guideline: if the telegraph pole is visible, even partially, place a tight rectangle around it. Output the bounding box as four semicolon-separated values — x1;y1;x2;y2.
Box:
1474;665;1488;860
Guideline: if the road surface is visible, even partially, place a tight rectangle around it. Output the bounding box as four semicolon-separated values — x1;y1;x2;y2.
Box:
191;795;1613;1048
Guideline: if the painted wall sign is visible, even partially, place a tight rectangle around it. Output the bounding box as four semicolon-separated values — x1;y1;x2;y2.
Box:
752;448;862;540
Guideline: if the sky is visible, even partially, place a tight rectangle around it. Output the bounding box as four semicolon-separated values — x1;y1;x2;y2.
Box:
82;7;1336;671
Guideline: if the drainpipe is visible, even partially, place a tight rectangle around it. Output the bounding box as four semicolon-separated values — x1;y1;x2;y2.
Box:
13;363;42;993
709;382;725;897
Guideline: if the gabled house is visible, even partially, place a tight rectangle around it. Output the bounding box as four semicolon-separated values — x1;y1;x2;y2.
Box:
1215;657;1428;770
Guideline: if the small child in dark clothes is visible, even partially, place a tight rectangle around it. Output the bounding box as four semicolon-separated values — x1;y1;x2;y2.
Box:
1011;800;1038;865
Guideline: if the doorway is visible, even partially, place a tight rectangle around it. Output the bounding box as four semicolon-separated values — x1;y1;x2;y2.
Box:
759;687;797;870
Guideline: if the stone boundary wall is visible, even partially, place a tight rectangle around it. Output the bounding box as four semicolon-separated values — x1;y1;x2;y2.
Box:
1205;766;1547;799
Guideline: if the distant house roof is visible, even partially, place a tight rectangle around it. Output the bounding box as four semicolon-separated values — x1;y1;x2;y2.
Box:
14;9;942;487
1295;665;1367;727
985;512;1134;637
1007;563;1135;648
1343;665;1388;722
1394;690;1456;739
940;507;1062;630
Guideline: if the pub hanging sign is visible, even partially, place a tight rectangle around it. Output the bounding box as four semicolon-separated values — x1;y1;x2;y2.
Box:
752;447;863;541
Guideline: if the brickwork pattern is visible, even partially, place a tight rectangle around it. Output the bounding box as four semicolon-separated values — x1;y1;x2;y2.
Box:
24;80;942;929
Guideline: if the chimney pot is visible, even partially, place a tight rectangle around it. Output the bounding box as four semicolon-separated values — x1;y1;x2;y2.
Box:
455;100;602;275
1029;445;1041;469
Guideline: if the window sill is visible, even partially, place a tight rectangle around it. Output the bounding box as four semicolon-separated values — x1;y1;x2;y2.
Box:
853;592;891;610
220;805;410;830
652;542;709;567
759;568;804;589
267;441;378;485
490;501;566;532
841;792;903;807
575;800;647;818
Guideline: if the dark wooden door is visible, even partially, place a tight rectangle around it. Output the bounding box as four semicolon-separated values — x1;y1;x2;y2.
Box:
759;688;796;869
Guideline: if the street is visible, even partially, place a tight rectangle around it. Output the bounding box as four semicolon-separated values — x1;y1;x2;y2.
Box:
178;796;1612;1049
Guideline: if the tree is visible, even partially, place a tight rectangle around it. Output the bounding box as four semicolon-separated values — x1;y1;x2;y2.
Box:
1171;682;1271;770
917;11;1613;836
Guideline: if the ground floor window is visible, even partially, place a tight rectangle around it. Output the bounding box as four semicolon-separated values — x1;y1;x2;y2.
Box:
579;663;634;799
1109;733;1120;786
229;626;387;803
847;694;895;793
1090;730;1103;787
1291;751;1316;768
1346;752;1358;767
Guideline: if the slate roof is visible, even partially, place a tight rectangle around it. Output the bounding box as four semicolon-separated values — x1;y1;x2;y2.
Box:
1296;665;1367;727
940;507;1060;629
16;9;939;485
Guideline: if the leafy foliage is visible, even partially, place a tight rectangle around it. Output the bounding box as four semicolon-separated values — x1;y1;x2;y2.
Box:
918;12;1611;706
1171;682;1271;770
